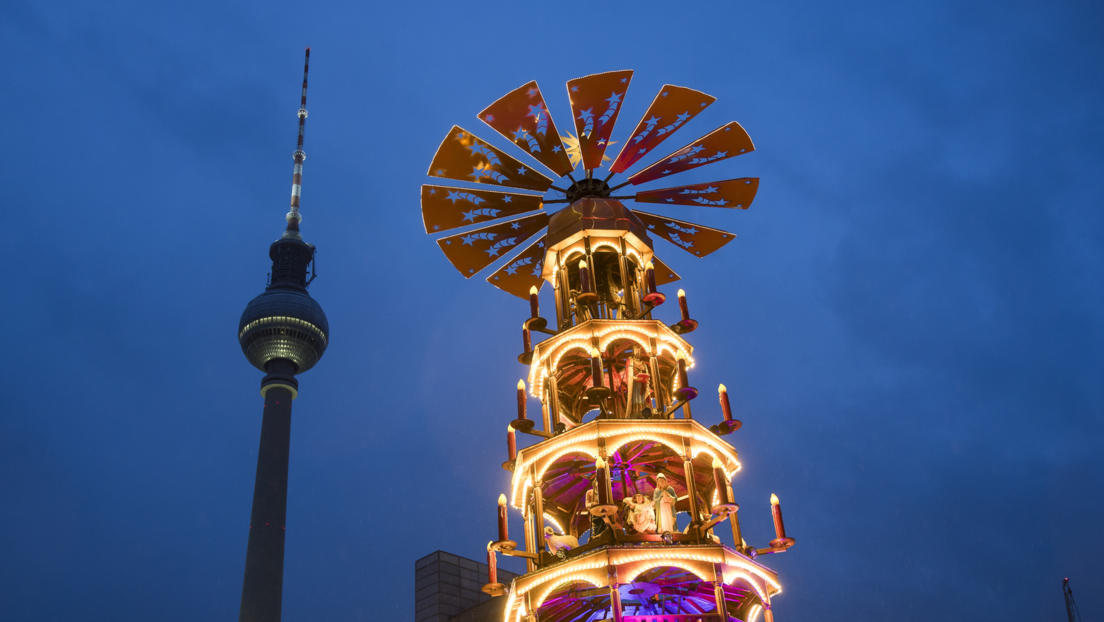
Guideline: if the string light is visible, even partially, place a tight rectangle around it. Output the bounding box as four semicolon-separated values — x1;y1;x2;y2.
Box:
747;604;762;622
622;559;710;584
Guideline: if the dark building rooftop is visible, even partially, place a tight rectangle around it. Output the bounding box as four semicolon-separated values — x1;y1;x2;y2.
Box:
415;551;518;622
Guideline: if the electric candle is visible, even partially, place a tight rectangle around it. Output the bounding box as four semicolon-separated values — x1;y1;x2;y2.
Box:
522;324;532;355
517;380;527;421
529;286;540;319
590;347;604;388
771;494;787;541
719;384;733;422
677;289;690;322
712;457;730;505
497;494;509;542
506;425;517;462
486;542;498;584
675;350;689;389
579;260;592;295
645;261;657;295
595;456;610;505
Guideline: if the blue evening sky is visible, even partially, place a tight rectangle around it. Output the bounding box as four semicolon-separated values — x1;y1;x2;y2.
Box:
1;0;1101;620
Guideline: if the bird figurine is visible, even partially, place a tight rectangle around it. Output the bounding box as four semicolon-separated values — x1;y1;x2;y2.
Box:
544;526;579;557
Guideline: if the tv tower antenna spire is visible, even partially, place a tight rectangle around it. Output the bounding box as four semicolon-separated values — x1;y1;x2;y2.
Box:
284;47;310;239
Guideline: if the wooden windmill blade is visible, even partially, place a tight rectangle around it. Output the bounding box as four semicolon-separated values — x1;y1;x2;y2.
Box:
434;213;549;277
479;81;575;178
565;70;633;171
427;126;554;192
609;85;716;174
420;184;545;234
485;235;548;298
632;210;736;258
627;121;755;185
633;177;759;209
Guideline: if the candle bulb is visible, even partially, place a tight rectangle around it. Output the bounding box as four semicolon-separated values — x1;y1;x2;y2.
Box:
486;542;498;585
506;425;517;462
516;380;527;421
590;347;604;389
677;289;690;322
522;324;532;354
771;493;787;541
497;494;509;542
719;384;733;422
579;260;592;294
642;261;665;305
712;457;731;506
675;350;689;390
528;285;540;319
595;456;610;506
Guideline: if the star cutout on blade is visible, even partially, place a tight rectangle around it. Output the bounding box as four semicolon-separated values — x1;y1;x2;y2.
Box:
638;148;647;154
527;87;537;96
605;92;623;105
435;169;445;175
485;114;495;122
552;145;562;153
620;78;627;83
503;196;512;203
511;222;521;230
666;198;674;202
429;188;436;195
662;92;668;97
571;85;579;92
676;112;691;123
446;191;463;203
433;225;439;231
518;166;528;175
461;235;476;245
462;210;478;222
700;102;707;107
645;116;660;125
513;128;528;141
597;138;606;146
505;264;518;275
703;186;718;193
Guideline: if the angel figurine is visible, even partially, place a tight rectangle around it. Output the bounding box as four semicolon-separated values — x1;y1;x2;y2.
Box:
625;350;653;418
623;493;656;534
652;473;678;534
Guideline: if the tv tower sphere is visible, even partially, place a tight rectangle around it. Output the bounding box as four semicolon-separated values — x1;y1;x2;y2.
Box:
238;238;329;373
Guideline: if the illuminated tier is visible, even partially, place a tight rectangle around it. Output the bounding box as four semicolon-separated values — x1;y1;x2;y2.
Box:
501;545;780;622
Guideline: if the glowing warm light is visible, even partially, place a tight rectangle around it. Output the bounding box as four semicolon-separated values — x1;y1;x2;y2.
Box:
595;456;606;469
646;261;654;270
675;349;686;361
542;512;565;534
719;383;727;393
579;260;588;269
712;457;723;469
589;347;600;358
771;494;780;506
677;288;686;298
518;379;526;390
530;285;538;295
499;494;508;506
748;604;763;622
